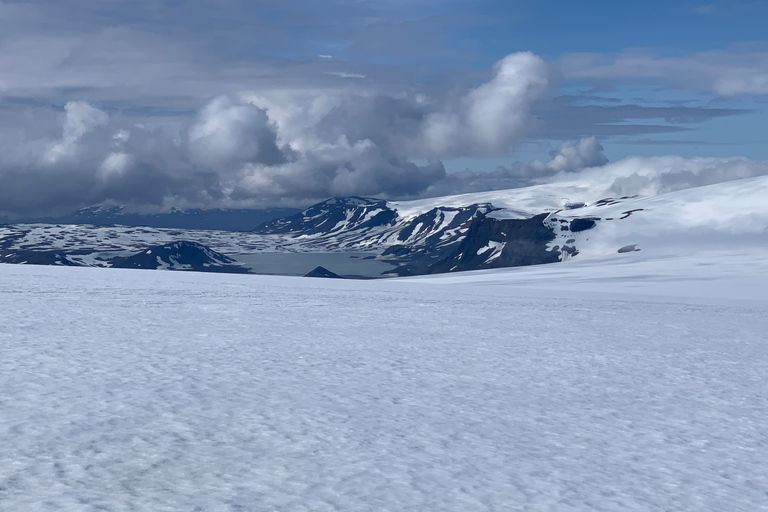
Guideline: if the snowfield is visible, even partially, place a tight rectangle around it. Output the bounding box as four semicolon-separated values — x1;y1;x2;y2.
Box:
2;249;767;511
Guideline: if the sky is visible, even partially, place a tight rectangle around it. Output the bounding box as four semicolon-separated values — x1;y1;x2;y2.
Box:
1;0;767;217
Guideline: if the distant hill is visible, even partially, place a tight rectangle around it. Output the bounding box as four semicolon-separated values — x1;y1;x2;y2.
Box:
304;266;343;278
110;241;250;273
5;175;768;278
16;206;301;232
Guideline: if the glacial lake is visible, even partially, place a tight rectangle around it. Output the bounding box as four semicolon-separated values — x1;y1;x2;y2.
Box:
232;252;398;278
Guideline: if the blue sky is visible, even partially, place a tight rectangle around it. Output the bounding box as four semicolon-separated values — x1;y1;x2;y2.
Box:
0;0;767;215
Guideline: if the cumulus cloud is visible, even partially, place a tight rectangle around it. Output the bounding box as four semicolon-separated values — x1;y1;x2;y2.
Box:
602;156;768;197
421;137;608;197
422;139;768;201
1;37;764;220
4;82;764;220
0;94;437;217
0;52;555;218
188;97;288;171
535;137;609;174
235;137;446;201
43;102;109;164
419;52;549;157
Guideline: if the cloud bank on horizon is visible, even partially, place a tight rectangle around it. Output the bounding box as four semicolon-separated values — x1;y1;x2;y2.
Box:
0;0;767;218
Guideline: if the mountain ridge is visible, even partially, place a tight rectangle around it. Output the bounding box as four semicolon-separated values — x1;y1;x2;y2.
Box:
3;175;767;277
13;206;301;232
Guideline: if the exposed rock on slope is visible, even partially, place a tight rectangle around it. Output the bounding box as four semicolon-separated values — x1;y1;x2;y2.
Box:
253;197;497;273
110;241;249;273
427;213;560;274
256;198;397;236
11;173;760;277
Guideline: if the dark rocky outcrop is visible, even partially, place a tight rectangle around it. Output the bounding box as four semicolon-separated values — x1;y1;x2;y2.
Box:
0;229;85;266
304;266;343;278
427;213;560;274
618;244;641;253
254;197;395;235
0;250;82;266
570;218;599;233
110;241;249;273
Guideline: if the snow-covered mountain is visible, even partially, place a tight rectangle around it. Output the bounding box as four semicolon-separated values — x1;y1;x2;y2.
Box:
2;174;767;276
247;183;628;275
254;197;495;274
252;174;768;274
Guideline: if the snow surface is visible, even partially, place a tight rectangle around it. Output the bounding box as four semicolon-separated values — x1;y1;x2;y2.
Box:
387;156;768;220
546;175;768;262
2;250;768;511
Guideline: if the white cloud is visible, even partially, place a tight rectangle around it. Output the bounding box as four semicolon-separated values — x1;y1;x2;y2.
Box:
530;137;608;174
98;152;132;180
325;72;366;79
113;130;131;144
43;101;109;165
422;139;768;200
1;47;763;219
188;96;286;172
561;49;768;96
421;137;608;197
236;135;445;201
420;52;549;157
597;156;768;197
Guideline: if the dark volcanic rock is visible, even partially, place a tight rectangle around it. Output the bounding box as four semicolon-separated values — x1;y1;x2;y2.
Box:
0;250;81;266
378;205;494;275
618;244;641;253
110;241;249;273
256;196;494;274
620;209;644;219
570;218;599;232
593;196;636;207
304;266;343;278
427;213;559;274
254;197;395;235
0;230;85;266
395;206;482;242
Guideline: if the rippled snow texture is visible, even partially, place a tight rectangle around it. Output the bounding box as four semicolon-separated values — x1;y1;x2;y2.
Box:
1;263;767;511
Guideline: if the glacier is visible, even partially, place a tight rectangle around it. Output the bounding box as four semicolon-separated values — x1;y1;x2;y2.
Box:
1;241;767;510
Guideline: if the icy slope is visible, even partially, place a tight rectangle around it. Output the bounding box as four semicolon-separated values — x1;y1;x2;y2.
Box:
1;258;767;511
540;174;768;262
251;174;768;274
426;173;768;273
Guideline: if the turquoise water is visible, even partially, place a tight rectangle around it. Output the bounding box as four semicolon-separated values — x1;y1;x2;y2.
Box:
232;252;397;278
